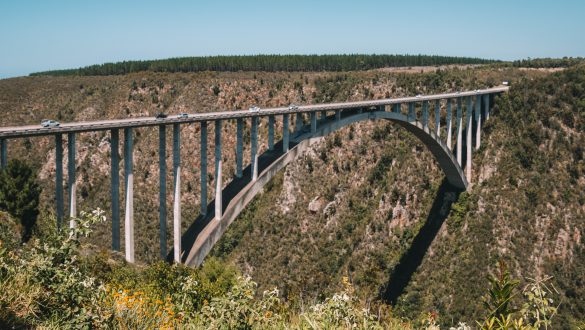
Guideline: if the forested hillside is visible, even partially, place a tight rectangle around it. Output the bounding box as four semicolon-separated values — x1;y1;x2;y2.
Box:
29;54;496;76
0;64;583;327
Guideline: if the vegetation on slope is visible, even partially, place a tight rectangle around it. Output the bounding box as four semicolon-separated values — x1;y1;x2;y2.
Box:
29;54;497;76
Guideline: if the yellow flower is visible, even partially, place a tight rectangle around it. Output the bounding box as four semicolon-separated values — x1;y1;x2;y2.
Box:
264;311;273;318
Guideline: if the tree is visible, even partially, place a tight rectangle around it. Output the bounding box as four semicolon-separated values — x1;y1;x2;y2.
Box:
0;159;41;242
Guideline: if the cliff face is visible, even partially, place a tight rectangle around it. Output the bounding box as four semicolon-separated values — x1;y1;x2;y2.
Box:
1;66;582;326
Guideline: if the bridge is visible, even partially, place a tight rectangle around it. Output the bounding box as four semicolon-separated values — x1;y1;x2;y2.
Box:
0;86;508;265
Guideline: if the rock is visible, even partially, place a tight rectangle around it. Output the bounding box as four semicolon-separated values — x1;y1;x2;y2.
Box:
308;196;323;213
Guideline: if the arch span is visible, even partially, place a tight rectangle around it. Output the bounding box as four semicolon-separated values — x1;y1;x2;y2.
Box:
182;109;467;266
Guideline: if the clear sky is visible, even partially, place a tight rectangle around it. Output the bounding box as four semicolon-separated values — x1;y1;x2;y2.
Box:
1;0;584;78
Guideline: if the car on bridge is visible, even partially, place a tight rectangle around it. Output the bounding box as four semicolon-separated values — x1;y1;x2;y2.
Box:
288;104;299;111
41;119;60;128
155;112;168;119
177;113;189;119
249;106;260;112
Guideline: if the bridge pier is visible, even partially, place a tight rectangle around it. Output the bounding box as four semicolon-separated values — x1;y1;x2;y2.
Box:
295;113;303;133
214;120;222;220
251;117;258;181
283;114;290;152
124;127;134;263
466;97;473;182
158;125;167;259
268;115;275;151
201;122;208;216
310;111;317;133
55;134;64;228
422;101;429;132
456;98;463;166
67;133;77;228
321;110;327;121
393;103;401;114
173;124;181;263
475;95;481;150
110;129;120;251
335;110;341;121
483;94;490;121
446;99;453;150
408;103;415;122
236;118;243;178
435;100;441;137
0;138;6;168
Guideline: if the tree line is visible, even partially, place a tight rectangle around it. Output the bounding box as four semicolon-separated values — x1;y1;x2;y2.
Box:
29;54;498;76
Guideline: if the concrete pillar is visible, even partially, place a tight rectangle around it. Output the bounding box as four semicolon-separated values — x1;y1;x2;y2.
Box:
268;115;275;151
55;134;64;228
466;97;473;182
124;127;134;263
110;129;120;251
283;114;290;152
172;123;181;263
435;100;441;137
214;120;222;220
358;107;363;114
200;122;208;216
251;117;258;181
310;111;317;133
321;110;327;120
236;118;243;178
475;95;481;150
0;139;6;168
295;113;303;132
335;110;341;121
484;94;490;121
422;101;429;131
67;133;77;228
158;125;167;259
393;103;401;114
456;98;463;166
446;99;453;150
408;103;415;121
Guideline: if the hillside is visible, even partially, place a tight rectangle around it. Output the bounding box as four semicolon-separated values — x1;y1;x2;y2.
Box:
0;65;583;327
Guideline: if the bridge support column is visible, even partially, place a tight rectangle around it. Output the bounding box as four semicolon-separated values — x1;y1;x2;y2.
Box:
55;134;64;228
295;113;303;133
158;125;167;259
446;99;453;150
321;110;327;121
408;103;415;122
0;139;6;168
214;120;222;220
483;94;490;121
67;133;77;228
435;100;441;137
466;97;473;183
124;127;134;263
475;95;481;150
335;110;341;121
268;115;275;151
358;108;363;114
393;103;401;114
310;111;317;133
251;117;258;181
201;122;208;216
283;114;289;152
456;98;463;166
236;118;243;178
422;101;429;132
172;124;181;263
110;129;120;251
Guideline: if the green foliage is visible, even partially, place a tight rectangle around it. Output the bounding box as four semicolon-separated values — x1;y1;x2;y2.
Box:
30;54;497;76
483;261;520;320
0;159;41;242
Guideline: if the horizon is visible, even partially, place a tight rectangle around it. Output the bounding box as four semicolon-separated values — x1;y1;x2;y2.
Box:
2;0;585;78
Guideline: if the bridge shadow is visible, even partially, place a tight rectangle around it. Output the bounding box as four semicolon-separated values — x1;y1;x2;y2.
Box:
379;179;462;305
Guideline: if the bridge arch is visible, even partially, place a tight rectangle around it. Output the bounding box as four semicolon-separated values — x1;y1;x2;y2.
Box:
183;109;467;266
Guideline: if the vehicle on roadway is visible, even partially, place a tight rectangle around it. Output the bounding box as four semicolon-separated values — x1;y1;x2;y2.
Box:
41;119;60;128
155;113;168;119
177;113;189;119
249;106;260;112
415;94;422;98
288;104;299;111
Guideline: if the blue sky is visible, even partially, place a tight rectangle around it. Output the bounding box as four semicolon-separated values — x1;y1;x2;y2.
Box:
1;0;584;78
